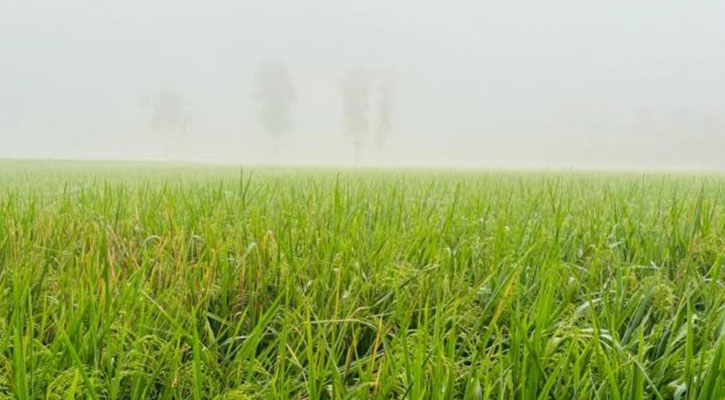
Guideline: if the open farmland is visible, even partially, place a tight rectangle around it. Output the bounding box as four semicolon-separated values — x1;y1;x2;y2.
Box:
1;161;725;399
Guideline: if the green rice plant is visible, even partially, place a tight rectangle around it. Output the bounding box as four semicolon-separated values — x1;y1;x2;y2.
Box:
1;160;725;398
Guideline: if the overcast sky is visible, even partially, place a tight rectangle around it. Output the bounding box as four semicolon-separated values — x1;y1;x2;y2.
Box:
1;0;724;167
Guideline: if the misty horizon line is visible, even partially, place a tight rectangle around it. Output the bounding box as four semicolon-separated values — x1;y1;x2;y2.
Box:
3;155;724;173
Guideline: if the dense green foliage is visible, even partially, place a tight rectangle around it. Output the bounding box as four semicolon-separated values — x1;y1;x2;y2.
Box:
2;161;725;399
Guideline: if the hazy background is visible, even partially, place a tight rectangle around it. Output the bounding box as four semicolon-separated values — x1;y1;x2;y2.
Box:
1;0;724;168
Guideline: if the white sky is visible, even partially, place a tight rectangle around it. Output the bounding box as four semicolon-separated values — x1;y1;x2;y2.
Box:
1;0;724;167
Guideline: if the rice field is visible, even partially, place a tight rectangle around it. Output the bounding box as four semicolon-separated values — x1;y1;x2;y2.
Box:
1;161;725;399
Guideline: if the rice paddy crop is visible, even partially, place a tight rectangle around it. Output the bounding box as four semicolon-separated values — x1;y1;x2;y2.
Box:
2;161;725;399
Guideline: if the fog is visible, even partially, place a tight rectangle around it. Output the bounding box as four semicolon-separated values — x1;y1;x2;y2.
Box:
1;0;724;168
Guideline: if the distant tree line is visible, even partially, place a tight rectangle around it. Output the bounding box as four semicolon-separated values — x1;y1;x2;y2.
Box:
147;61;395;163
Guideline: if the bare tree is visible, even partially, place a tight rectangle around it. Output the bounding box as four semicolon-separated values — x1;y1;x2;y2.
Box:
150;88;191;159
254;60;295;158
340;68;371;164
